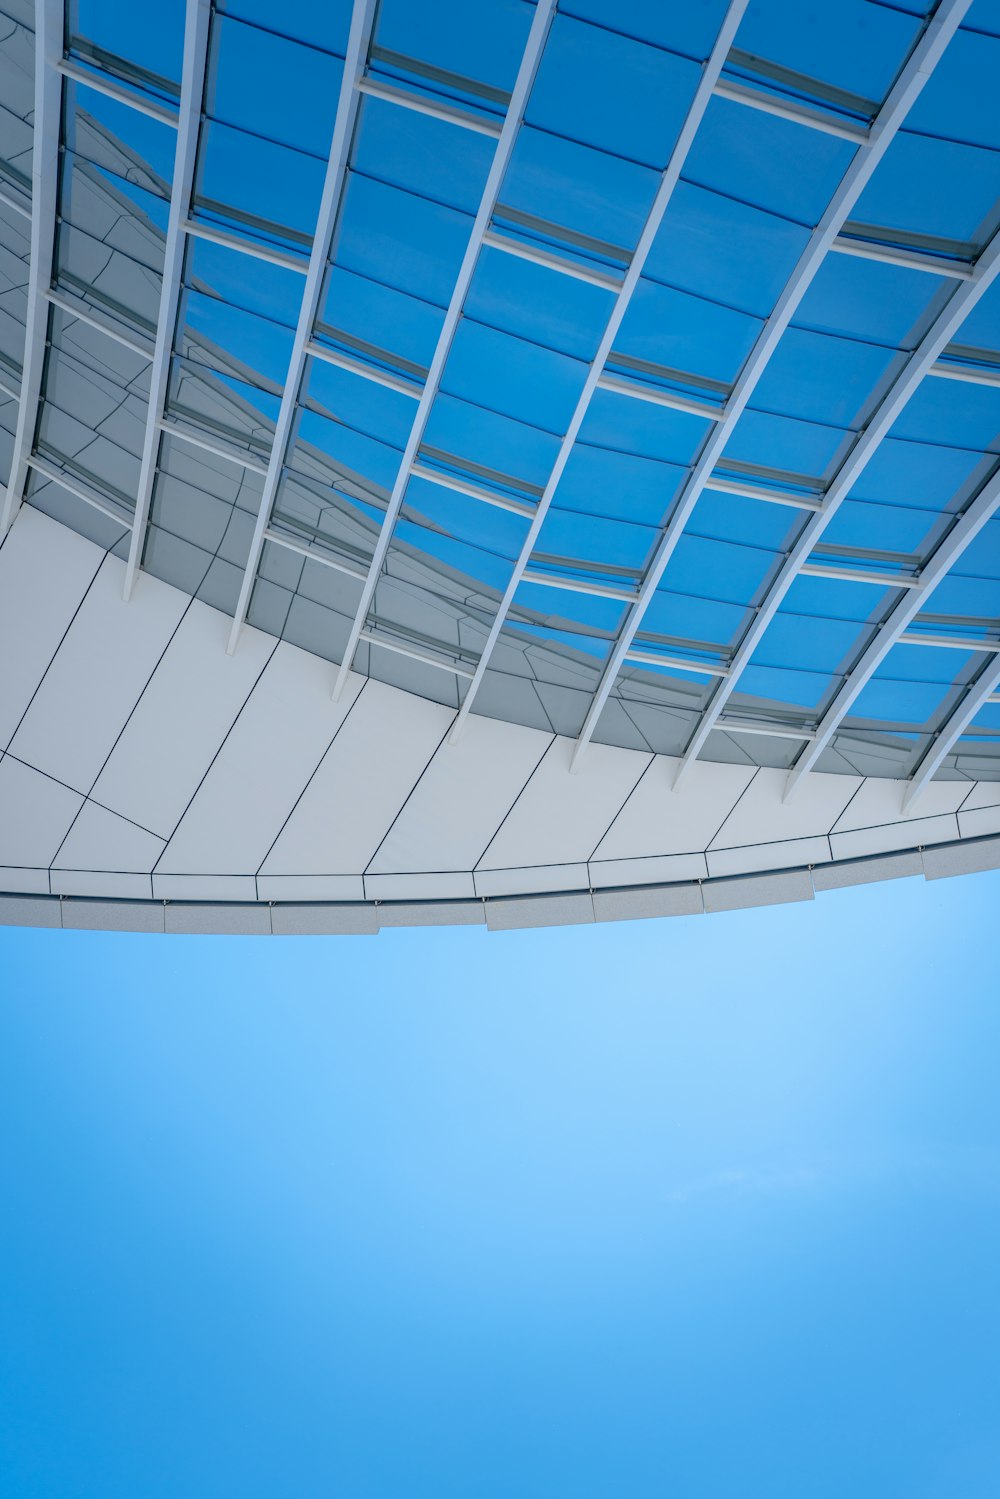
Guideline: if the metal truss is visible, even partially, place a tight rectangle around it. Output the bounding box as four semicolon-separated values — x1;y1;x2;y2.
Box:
567;0;972;773
225;0;378;653
122;0;210;600
330;0;560;702
677;223;1000;789
448;0;750;737
1;0;63;536
783;461;1000;797
903;655;1000;807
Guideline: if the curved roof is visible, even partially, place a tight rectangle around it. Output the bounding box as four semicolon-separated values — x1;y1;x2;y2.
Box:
1;0;999;931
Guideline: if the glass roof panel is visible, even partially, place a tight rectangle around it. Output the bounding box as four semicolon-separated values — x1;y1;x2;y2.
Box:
638;588;750;650
849;435;989;513
352;94;495;216
215;0;354;53
525;12;701;167
904;25;1000;151
503;126;659;252
291;400;401;495
374;0;534;95
464;245;613;362
735;663;840;712
822;497;951;556
577;387;712;467
208;13;343;159
853;133;1000;246
643;181;811;320
334;172;472;306
440;318;588;435
194;117;324;249
659;532;780;608
682;96;858;227
731;0;920;105
69;0;185;87
722;407;854;481
792;252;945;350
320;266;443;372
554;445;684;528
692;490;802;552
422;395;561;490
887;378;1000;452
616;277;761;385
512;580;627;635
751;609;865;675
558;0;732;60
750;326;901;429
534;507;655;574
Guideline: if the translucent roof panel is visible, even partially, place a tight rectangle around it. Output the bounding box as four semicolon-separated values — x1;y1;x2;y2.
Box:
9;0;1000;795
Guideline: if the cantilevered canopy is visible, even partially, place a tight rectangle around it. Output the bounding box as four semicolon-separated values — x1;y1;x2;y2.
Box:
1;0;1000;931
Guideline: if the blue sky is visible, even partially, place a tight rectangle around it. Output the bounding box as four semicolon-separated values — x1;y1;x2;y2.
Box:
2;870;999;1498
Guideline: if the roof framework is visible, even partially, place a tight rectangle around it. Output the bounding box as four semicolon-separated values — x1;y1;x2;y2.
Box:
0;0;998;812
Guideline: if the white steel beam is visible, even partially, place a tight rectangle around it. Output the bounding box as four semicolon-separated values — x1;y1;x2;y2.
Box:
445;0;750;736
898;629;1000;651
713;76;871;144
355;76;503;138
704;474;824;510
54;55;180;125
570;0;974;771
596;371;726;421
224;0;378;651
408;460;535;517
331;0;560;700
830;234;974;279
1;0;62;536
784;465;1000;796
903;655;1000;807
929;359;1000;388
625;648;730;678
674;225;1000;787
480;228;625;290
120;0;211;599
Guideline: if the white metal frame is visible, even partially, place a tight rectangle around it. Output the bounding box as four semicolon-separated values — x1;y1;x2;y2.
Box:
674;225;1000;788
1;0;63;536
446;0;751;738
330;0;561;701
903;654;1000;807
225;0;378;653
121;0;211;598
567;0;974;773
783;463;1000;796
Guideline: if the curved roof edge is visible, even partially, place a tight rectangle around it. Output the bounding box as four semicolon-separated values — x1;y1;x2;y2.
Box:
1;834;999;934
1;506;999;936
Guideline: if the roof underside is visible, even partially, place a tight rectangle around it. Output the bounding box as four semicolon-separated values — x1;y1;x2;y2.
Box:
1;0;1000;929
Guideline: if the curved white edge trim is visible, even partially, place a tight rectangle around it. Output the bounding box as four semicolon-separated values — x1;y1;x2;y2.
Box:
2;831;998;933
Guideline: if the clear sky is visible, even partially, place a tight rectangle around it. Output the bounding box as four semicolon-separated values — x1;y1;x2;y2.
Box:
2;871;999;1499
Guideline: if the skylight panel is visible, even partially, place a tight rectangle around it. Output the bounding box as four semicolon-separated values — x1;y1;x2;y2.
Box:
731;0;921;107
523;11;701;169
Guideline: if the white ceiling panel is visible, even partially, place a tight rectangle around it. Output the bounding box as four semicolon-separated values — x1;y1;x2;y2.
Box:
9;555;189;793
831;776;968;833
0;508;102;749
92;602;276;838
157;644;365;875
0;755;83;867
710;767;861;850
368;713;551;875
52;800;165;872
477;738;650;872
593;756;756;862
261;679;451;876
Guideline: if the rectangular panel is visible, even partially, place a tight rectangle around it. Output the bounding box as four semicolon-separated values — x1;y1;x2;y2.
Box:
9;555;188;792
